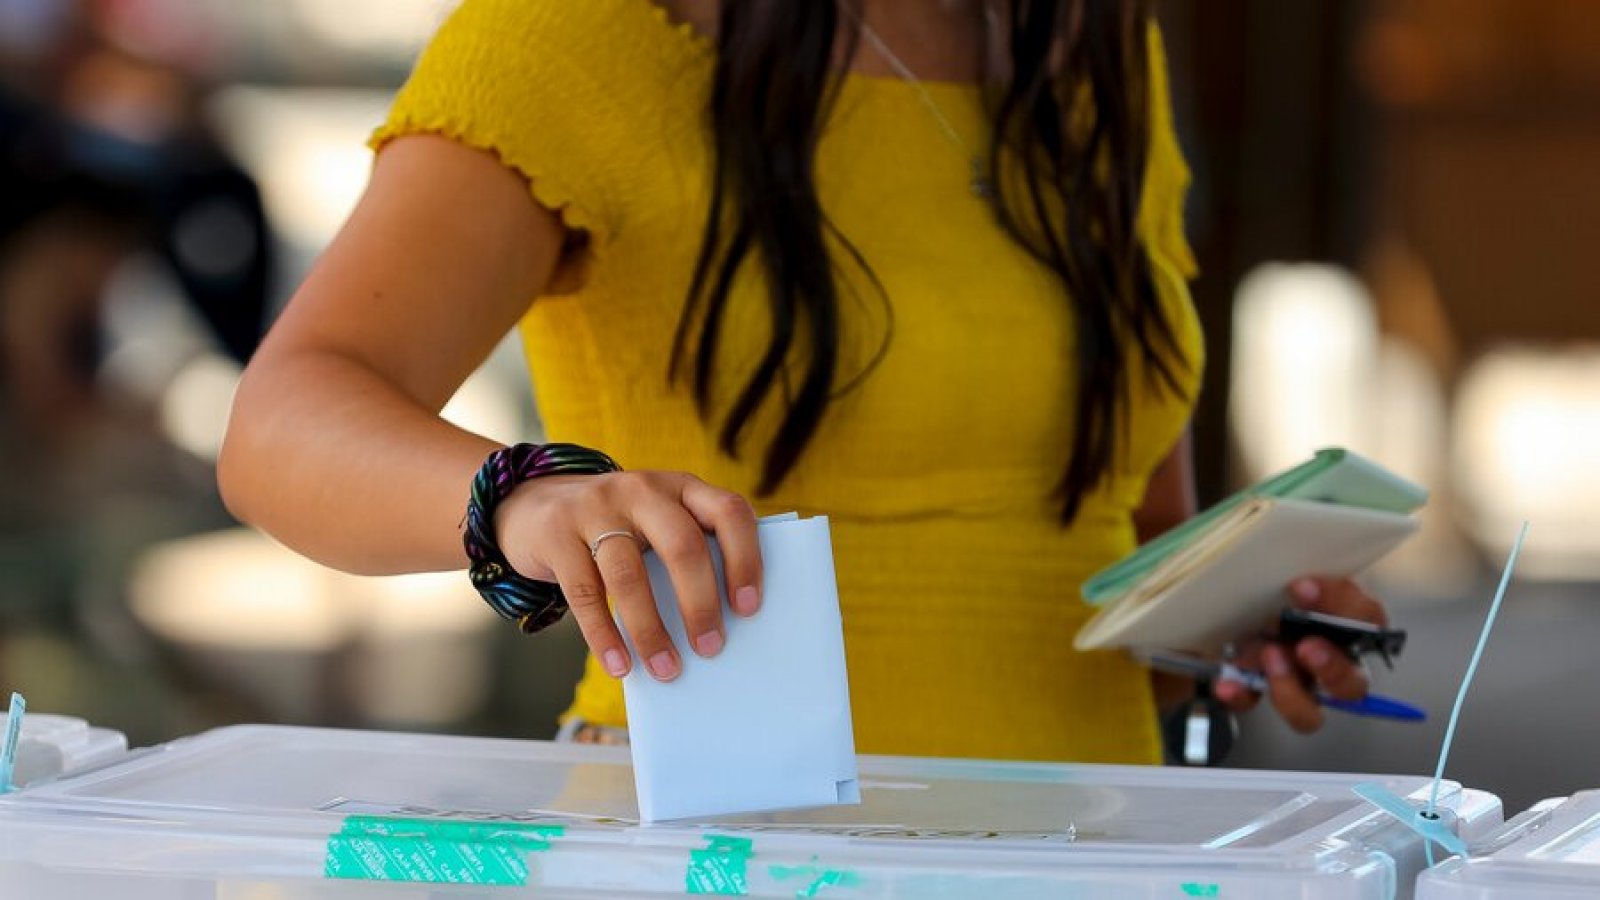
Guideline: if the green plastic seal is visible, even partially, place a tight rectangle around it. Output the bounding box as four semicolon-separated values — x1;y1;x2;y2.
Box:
324;816;562;886
770;860;864;897
687;835;755;895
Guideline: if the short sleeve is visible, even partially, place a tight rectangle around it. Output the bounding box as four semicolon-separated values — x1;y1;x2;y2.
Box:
1136;23;1205;398
1139;23;1199;282
370;0;643;245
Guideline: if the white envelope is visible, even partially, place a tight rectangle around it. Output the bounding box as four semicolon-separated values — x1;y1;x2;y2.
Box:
1073;498;1419;653
619;513;860;823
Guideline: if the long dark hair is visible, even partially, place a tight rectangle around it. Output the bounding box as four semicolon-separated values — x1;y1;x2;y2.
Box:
670;0;1188;522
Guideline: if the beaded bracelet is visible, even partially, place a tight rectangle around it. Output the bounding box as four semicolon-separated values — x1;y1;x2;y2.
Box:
464;442;622;634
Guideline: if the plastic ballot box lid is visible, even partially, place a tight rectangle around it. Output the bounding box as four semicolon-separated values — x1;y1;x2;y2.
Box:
0;710;126;788
0;724;1501;900
1418;790;1600;899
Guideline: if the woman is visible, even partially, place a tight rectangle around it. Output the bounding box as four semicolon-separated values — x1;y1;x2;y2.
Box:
219;0;1384;763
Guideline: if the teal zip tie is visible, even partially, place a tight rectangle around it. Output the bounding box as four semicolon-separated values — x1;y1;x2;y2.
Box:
1352;782;1467;859
1429;521;1528;816
1421;520;1528;865
1351;522;1527;868
0;693;23;794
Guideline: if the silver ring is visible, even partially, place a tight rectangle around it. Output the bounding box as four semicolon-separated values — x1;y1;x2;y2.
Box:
589;530;644;560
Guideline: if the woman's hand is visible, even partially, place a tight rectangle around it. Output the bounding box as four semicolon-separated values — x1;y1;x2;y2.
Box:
1213;577;1388;732
495;470;763;684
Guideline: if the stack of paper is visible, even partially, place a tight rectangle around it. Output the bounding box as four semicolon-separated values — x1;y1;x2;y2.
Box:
1074;449;1428;653
620;513;859;823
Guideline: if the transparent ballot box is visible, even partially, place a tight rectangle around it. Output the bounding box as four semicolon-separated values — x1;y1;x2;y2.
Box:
0;710;126;788
1417;790;1600;899
0;725;1501;899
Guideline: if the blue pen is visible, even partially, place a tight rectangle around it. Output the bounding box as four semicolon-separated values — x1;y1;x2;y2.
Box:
1136;651;1428;723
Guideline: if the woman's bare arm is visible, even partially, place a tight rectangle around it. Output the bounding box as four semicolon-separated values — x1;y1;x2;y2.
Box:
219;134;761;680
1132;429;1198;545
218;134;565;575
1132;430;1200;711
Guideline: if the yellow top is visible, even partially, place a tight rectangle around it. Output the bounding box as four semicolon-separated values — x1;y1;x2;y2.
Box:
375;0;1204;764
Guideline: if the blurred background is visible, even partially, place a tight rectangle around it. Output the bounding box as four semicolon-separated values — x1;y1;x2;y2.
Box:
0;0;1595;813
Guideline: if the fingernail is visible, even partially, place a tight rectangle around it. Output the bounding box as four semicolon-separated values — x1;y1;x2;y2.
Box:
734;585;760;616
603;649;629;678
1302;641;1332;668
694;631;724;658
1264;646;1292;677
1291;578;1321;604
647;651;679;681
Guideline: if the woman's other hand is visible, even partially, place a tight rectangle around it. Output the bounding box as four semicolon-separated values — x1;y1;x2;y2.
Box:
1213;576;1388;732
496;471;762;684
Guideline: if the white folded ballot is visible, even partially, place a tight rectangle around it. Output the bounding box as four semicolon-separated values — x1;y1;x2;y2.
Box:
619;513;860;823
1074;449;1428;653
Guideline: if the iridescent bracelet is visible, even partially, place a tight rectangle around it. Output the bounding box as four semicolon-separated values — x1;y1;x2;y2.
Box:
464;442;622;634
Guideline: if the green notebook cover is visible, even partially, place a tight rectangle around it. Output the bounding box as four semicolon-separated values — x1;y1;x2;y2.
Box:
1082;448;1428;606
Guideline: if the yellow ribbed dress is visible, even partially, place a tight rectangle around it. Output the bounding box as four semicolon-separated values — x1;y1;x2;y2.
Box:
374;0;1204;764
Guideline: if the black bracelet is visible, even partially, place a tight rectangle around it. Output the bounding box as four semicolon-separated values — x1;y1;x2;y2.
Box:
464;442;622;633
